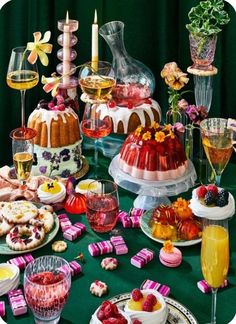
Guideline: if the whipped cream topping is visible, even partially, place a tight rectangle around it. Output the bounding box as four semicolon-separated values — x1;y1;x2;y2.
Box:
124;289;168;324
37;182;66;204
0;263;20;296
189;188;235;220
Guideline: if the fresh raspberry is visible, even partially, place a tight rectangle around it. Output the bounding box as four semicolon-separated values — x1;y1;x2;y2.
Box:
207;184;218;197
146;293;157;306
196;185;207;199
104;303;115;318
131;288;143;301
100;301;111;311
142;300;153;312
127;102;134;109
97;308;105;320
132;320;142;324
108;100;116;108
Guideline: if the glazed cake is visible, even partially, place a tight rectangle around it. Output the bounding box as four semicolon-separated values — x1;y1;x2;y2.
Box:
28;96;82;178
96;99;161;134
118;123;188;181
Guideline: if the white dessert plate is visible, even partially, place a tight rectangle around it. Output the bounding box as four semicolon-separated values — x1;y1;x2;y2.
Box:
0;214;59;255
90;292;198;324
140;209;202;247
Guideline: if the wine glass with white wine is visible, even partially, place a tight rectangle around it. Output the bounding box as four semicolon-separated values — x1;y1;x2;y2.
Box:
200;118;233;186
7;47;39;137
10;128;36;189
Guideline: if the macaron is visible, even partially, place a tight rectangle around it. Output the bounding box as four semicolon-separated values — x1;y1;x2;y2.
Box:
159;246;182;267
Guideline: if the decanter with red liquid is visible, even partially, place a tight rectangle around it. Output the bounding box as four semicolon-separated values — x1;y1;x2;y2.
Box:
99;21;155;108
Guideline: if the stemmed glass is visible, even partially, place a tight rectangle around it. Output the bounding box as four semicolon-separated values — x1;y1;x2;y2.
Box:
7;47;39;135
201;218;229;324
200;118;233;186
10;127;36;189
24;255;71;324
79;61;115;178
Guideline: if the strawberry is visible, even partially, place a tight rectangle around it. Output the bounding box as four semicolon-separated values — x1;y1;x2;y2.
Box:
207;184;218;197
196;185;207;199
104;303;115;318
131;288;143;301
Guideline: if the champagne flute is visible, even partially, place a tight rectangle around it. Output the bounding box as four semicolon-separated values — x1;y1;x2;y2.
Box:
200;118;233;186
79;61;115;178
7;47;39;132
10;128;36;190
201;218;229;324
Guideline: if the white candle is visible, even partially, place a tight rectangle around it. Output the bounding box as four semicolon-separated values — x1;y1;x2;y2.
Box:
63;11;71;85
91;9;98;71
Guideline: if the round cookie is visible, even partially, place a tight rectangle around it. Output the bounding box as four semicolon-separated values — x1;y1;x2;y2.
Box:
101;257;118;271
2;201;38;224
159;241;182;268
0;214;13;237
52;240;67;252
6;224;45;251
30;210;54;233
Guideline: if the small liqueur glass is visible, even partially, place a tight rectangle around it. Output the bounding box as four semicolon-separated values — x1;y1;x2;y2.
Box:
10;127;37;190
86;179;119;233
24;255;71;324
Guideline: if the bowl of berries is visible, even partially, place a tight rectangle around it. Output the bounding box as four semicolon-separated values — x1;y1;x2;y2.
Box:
91;300;131;324
189;184;235;220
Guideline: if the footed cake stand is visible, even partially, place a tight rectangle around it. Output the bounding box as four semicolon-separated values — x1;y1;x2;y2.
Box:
109;155;197;210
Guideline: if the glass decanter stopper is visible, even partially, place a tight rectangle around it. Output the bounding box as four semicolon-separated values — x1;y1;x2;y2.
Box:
99;21;155;108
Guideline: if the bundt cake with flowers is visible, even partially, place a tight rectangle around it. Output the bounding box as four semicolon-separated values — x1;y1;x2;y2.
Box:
27;95;82;178
118;122;188;181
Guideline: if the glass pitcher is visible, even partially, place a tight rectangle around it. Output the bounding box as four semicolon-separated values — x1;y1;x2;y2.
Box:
99;21;155;108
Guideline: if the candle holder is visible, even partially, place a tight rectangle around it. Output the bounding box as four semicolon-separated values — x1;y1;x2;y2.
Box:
57;14;79;107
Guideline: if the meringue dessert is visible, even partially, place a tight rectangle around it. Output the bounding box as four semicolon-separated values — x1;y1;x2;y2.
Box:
37;180;66;204
124;289;168;324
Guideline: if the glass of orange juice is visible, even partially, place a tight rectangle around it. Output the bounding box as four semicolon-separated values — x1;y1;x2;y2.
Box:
201;218;229;324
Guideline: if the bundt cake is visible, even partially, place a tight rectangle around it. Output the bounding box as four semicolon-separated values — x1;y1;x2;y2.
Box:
96;98;161;134
27;95;82;178
118;123;188;181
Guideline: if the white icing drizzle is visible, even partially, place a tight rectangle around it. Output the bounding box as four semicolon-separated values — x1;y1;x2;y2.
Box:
96;99;161;133
28;107;79;148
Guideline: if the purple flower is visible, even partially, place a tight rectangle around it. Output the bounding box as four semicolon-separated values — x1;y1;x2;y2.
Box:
186;105;208;125
39;166;47;174
42;151;52;161
61;169;71;178
173;122;185;133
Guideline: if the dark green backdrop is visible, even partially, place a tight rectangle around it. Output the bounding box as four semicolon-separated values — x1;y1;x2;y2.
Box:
0;0;235;166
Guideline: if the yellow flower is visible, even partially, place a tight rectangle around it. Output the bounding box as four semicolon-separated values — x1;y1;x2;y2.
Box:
42;74;60;97
161;62;189;91
164;124;172;131
135;125;143;136
27;31;53;66
150;121;160;129
173;197;189;211
155;131;166;143
169;130;175;139
163;240;174;253
142;131;151;141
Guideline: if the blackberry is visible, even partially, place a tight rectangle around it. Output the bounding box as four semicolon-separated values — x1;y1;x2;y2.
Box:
218;190;229;201
216;195;228;207
204;191;216;205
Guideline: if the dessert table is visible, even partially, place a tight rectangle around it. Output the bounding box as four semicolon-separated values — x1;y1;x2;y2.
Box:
0;151;236;324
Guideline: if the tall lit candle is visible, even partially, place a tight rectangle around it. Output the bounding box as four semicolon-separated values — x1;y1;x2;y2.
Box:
63;11;71;85
91;9;98;71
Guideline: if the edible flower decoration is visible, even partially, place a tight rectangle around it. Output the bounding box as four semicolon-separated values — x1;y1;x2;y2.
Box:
75;253;85;263
42;74;61;97
27;31;53;66
161;62;189;124
163;240;174;253
135;124;178;143
172;197;193;220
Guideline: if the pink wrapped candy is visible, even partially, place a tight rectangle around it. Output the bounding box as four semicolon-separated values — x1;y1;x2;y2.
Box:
0;301;5;317
8;256;26;270
141;279;170;297
129;207;145;217
131;255;146;268
69;261;82;276
114;244;128;255
197;279;228;293
73;222;86;233
121;216;132;228
8;289;27;316
63;225;82;241
97;241;113;255
88;243;100;257
116;210;129;223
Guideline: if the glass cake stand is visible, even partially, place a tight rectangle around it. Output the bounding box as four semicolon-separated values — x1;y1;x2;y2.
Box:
109;155;197;210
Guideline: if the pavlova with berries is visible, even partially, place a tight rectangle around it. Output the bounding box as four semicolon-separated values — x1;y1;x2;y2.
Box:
189;184;235;219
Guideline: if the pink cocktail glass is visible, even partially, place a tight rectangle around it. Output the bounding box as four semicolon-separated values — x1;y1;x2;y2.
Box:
86;179;119;233
24;256;71;324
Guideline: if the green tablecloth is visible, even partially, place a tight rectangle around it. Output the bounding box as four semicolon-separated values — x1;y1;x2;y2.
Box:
1;152;236;324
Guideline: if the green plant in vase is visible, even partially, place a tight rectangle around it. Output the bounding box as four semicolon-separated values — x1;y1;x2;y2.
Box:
186;0;230;70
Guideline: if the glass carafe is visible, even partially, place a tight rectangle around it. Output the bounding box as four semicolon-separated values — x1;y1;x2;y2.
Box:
99;21;155;108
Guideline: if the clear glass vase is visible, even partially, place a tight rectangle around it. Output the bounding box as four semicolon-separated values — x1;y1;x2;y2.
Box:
99;21;155;108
